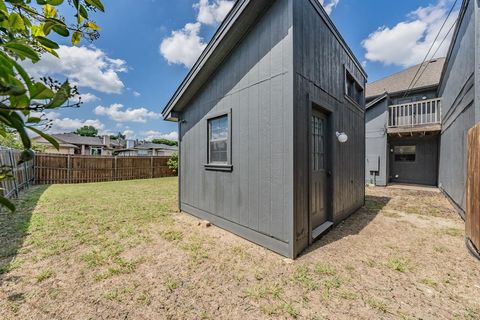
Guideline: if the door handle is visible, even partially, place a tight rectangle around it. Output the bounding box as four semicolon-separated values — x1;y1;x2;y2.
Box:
327;170;332;176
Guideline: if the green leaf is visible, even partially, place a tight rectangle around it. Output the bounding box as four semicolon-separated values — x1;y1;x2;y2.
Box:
3;42;40;62
78;4;88;19
0;111;31;149
26;117;42;124
43;4;57;18
51;23;69;37
45;80;70;109
85;21;100;31
8;13;25;31
5;53;34;92
27;126;59;150
71;31;81;46
0;196;15;212
9;93;29;108
85;0;104;12
30;82;54;99
36;36;59;49
19;149;34;164
47;0;64;5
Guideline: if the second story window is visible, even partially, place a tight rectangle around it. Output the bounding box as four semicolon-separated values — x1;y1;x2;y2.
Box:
345;69;364;106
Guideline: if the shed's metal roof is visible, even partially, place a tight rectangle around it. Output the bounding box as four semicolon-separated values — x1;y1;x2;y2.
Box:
366;58;446;99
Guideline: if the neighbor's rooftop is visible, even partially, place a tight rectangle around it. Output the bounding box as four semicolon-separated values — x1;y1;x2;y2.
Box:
366;58;445;99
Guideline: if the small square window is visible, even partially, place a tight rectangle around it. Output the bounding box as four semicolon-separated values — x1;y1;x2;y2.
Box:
345;69;364;106
394;145;416;162
90;147;102;156
207;113;230;166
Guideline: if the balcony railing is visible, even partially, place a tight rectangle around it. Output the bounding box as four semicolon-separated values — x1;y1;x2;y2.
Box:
388;98;442;129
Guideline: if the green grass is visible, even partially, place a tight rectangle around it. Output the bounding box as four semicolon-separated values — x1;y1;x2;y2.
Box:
0;177;178;281
36;268;54;282
385;256;410;273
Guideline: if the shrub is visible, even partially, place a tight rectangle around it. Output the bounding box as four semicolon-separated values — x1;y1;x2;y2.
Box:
168;152;178;174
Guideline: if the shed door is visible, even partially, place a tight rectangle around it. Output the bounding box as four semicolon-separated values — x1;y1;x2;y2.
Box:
310;110;328;231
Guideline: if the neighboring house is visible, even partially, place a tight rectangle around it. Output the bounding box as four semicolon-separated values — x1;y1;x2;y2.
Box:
365;0;479;220
33;133;125;156
115;142;178;157
365;58;445;187
162;0;366;258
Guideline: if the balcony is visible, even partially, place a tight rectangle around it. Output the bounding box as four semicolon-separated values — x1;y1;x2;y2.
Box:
387;98;442;135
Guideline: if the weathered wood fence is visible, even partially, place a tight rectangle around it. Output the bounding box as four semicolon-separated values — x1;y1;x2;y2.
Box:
467;123;480;254
34;154;176;184
0;147;35;200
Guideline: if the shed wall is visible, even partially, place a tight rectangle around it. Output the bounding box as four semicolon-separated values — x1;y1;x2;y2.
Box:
292;0;366;256
178;0;295;257
438;0;477;213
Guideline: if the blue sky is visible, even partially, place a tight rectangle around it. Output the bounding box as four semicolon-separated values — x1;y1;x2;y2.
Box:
25;0;460;140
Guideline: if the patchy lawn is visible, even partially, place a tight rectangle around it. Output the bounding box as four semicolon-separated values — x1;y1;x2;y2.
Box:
1;178;479;319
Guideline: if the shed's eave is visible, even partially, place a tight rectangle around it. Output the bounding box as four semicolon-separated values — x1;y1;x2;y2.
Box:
161;0;367;121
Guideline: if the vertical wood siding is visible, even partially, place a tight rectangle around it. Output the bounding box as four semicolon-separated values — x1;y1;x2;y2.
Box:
179;0;294;255
292;0;366;255
438;0;476;213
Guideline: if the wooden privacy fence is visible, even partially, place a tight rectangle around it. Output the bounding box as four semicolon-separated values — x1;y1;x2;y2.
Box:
467;123;480;254
34;154;176;184
0;147;35;199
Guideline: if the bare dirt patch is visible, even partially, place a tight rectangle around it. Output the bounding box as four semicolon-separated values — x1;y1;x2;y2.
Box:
1;180;479;319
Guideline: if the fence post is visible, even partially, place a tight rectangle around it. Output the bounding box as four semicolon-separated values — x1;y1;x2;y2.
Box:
24;161;29;189
67;154;71;184
114;156;118;181
8;149;18;198
150;156;154;178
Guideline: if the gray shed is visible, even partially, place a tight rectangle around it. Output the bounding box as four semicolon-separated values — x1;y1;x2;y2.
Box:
162;0;366;258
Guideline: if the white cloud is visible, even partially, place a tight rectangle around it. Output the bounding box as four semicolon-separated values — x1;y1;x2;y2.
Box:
94;103;161;123
159;0;234;68
160;22;206;68
22;45;127;94
142;130;178;141
122;129;135;138
41;111;105;134
195;0;234;25
71;93;100;104
319;0;340;15
133;91;141;97
362;0;458;67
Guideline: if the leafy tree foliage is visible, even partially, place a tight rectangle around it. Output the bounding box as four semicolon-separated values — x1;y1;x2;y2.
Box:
167;152;178;174
151;138;178;146
110;132;126;140
0;0;105;210
75;125;98;137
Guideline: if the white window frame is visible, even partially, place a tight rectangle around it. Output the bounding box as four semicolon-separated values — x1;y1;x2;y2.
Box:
90;147;102;156
205;110;232;172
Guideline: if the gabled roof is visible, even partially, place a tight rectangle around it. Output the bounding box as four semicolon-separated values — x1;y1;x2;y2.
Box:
135;143;178;151
162;0;367;121
34;133;123;148
366;93;388;110
366;58;446;99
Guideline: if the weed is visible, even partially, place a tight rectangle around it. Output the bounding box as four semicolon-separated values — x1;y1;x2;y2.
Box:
443;228;463;237
180;235;209;266
161;229;183;242
420;278;438;288
292;265;318;290
314;263;337;276
367;297;388;313
385;256;409;273
164;274;178;293
103;286;134;301
339;289;357;300
36;269;53;283
283;302;300;319
95;256;144;280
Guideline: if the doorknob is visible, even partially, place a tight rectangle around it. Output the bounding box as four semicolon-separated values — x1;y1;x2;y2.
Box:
327;170;332;176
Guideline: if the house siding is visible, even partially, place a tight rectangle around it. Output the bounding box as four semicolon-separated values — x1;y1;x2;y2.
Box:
365;99;388;186
292;0;366;256
178;0;295;257
438;0;477;213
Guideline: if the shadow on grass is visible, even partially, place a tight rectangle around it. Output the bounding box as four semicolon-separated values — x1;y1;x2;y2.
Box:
0;185;48;279
301;195;391;257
